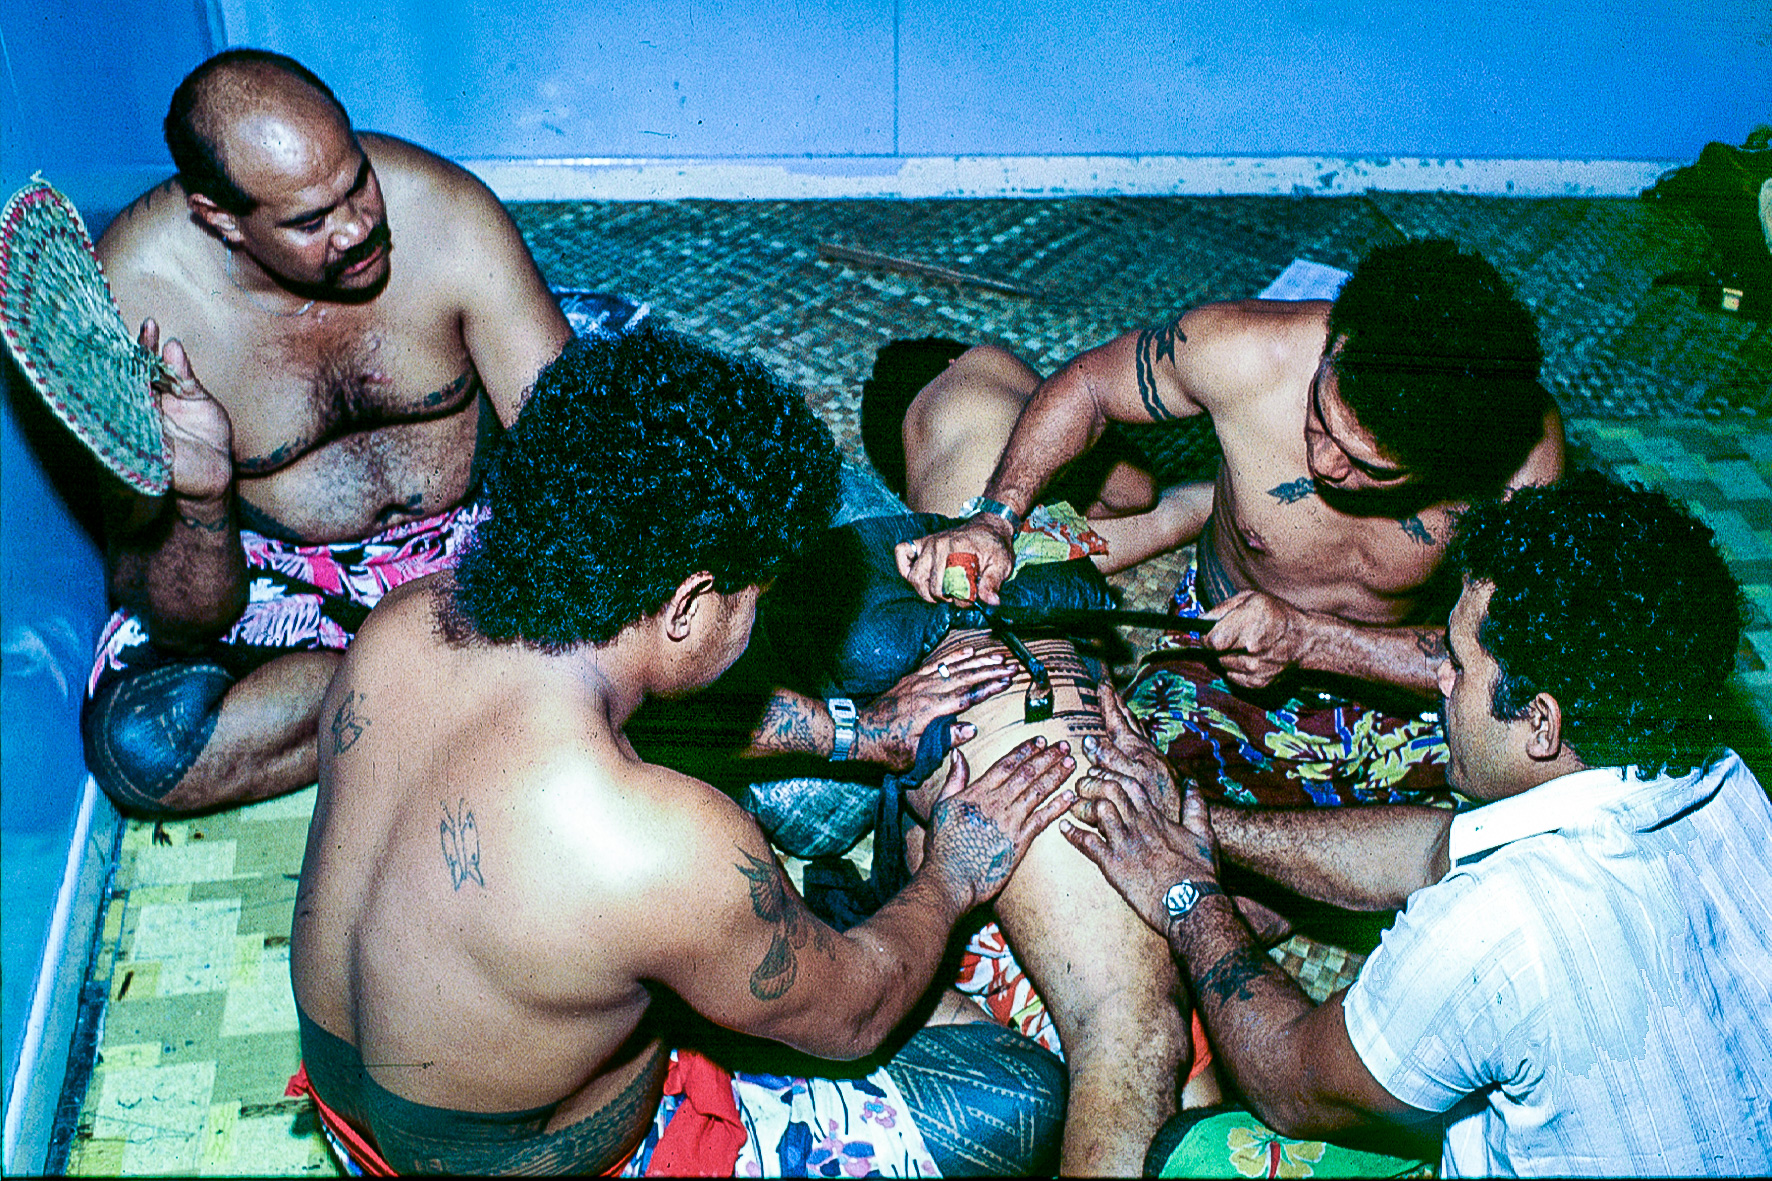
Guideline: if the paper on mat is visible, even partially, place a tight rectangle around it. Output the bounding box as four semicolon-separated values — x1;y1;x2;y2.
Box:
1259;259;1351;301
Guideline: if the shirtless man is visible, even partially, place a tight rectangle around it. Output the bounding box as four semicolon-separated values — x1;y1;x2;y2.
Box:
870;240;1561;1171
289;329;1076;1175
82;49;586;816
897;238;1565;807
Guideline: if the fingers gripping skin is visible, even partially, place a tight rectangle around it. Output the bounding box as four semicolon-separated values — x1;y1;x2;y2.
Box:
142;320;234;503
921;738;1077;912
1064;684;1222;933
1203;589;1316;690
859;647;1013;771
895;516;1016;606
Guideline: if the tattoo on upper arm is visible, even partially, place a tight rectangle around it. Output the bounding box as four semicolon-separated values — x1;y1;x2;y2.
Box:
929;798;1015;892
1268;478;1317;505
735;848;833;1001
754;693;817;753
1399;515;1435;546
331;691;369;754
1415;629;1448;662
1195;944;1273;1005
439;798;485;890
1135;324;1186;422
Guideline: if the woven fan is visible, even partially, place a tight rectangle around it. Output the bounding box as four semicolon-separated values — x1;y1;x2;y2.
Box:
0;176;169;494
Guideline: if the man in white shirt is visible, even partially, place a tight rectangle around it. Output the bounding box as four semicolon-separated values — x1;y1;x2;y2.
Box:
1064;469;1772;1176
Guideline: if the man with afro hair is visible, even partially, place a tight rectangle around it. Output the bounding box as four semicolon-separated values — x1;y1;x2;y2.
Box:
289;327;1078;1176
1069;470;1772;1176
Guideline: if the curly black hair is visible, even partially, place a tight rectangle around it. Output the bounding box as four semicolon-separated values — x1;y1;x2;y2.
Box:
452;326;841;651
1328;239;1547;499
165;49;349;216
1449;469;1745;776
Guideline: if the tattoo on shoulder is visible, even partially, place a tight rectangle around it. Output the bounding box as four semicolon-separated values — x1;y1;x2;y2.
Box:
1196;944;1272;1005
929;798;1015;892
331;691;369;754
1415;629;1448;662
1135;323;1186;422
1399;515;1435;546
735;847;833;1001
439;798;485;890
1268;478;1316;505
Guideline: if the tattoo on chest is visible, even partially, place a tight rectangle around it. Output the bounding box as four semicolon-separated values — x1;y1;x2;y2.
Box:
736;848;833;1001
439;798;485;890
1268;478;1317;505
930;798;1015;891
1135;323;1187;422
331;690;369;753
1196;943;1272;1005
178;512;229;534
1399;515;1435;546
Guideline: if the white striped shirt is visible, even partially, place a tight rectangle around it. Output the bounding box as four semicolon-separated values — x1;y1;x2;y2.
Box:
1343;751;1772;1176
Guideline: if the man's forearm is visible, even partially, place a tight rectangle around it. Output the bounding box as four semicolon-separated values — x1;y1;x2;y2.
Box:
1298;615;1447;698
1169;897;1327;1134
982;366;1113;515
1210;802;1452;911
111;491;248;644
813;871;969;1057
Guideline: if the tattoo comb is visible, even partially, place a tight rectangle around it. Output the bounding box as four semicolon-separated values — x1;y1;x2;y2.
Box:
988;617;1053;723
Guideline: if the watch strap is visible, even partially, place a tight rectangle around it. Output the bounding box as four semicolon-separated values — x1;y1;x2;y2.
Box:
963;495;1023;535
1162;879;1225;923
827;697;858;761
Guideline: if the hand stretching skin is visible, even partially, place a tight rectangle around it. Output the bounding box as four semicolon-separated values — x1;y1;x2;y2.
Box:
894;514;1017;606
920;736;1077;913
857;646;1013;771
1062;681;1214;930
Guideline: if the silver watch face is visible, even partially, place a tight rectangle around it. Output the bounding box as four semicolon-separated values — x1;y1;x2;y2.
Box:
1163;880;1200;920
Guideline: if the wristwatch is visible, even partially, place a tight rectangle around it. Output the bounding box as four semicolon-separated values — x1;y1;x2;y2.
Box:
963;495;1023;535
827;697;858;762
1163;879;1225;923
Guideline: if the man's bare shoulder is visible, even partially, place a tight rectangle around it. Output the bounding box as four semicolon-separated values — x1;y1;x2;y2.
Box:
1172;299;1329;416
365;132;511;237
94;178;202;305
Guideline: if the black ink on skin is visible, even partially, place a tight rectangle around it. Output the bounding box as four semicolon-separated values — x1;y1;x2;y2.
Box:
1135;324;1186;422
1399;515;1435;546
331;690;369;753
439;798;485;890
1197;944;1271;1005
1268;478;1317;505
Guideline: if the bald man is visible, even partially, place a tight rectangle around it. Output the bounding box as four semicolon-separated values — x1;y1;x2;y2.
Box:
81;49;606;816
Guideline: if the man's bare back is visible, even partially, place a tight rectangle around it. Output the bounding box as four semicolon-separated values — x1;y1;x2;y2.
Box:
291;332;1076;1173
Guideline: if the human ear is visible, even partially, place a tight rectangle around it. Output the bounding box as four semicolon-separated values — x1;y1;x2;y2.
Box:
1523;692;1565;761
662;572;716;642
187;193;241;243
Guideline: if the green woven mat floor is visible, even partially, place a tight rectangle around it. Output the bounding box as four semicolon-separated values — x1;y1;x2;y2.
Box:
54;193;1772;1175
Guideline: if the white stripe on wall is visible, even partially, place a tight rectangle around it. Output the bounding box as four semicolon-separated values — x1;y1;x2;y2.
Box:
465;154;1678;203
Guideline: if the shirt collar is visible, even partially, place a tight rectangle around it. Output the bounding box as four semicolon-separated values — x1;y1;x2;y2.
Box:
1447;752;1740;866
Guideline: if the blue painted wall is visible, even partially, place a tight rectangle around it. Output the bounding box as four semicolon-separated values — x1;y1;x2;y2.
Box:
1;0;212;1150
218;0;1767;165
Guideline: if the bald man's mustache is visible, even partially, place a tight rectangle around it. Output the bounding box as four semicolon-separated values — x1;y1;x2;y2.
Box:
325;221;392;283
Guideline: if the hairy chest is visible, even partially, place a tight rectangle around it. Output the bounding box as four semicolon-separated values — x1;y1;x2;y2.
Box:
209;311;477;475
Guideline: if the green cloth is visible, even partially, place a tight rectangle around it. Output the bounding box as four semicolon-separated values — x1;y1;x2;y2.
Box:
1149;1107;1433;1179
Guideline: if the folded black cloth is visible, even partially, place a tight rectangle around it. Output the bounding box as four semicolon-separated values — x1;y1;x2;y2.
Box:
760;512;1116;699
